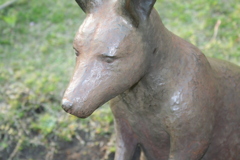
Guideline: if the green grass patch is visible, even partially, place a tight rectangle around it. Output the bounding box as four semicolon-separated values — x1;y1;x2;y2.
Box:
0;0;239;159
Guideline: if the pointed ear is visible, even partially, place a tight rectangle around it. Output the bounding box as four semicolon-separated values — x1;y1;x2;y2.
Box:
75;0;103;13
125;0;156;27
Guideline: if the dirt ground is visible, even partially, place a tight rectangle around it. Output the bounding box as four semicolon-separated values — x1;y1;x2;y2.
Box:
1;132;115;160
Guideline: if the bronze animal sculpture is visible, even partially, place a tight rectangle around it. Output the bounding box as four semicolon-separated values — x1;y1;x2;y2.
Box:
62;0;240;159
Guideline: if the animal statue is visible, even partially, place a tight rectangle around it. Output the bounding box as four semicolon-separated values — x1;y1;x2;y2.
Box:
61;0;240;159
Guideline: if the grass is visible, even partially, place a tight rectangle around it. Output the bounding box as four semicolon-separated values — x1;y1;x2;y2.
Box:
156;0;240;63
0;0;239;159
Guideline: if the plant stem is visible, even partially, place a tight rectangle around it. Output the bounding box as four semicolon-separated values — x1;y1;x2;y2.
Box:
0;0;18;10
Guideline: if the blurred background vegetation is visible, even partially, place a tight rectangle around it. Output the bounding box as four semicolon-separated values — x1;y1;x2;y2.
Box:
0;0;239;159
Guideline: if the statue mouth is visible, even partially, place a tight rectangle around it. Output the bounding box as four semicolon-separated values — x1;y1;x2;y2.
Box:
61;98;99;118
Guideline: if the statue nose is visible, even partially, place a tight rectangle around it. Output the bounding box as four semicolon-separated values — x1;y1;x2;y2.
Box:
62;98;73;112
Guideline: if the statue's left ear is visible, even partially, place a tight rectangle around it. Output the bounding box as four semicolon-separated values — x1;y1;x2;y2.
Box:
125;0;156;27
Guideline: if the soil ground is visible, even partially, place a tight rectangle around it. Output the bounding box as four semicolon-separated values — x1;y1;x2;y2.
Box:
1;132;115;160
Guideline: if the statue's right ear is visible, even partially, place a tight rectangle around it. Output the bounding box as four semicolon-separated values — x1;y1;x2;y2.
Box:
125;0;156;27
75;0;103;13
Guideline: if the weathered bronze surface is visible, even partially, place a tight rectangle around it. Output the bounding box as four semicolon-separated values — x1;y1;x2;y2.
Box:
62;0;240;159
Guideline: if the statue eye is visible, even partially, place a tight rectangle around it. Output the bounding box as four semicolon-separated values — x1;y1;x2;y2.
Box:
73;47;80;56
101;54;118;63
105;56;115;63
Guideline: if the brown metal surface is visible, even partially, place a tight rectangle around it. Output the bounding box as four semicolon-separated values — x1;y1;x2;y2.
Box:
62;0;240;159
